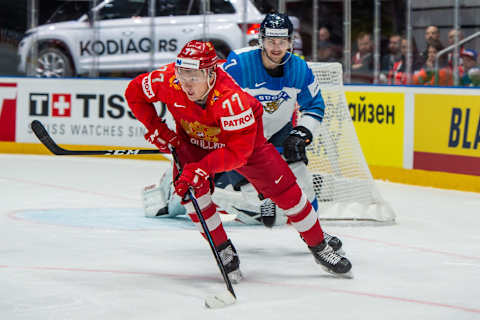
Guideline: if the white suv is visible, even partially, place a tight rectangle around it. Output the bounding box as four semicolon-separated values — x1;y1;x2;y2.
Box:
18;0;263;77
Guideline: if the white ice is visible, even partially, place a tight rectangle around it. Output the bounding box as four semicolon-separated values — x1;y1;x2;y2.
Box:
1;154;479;320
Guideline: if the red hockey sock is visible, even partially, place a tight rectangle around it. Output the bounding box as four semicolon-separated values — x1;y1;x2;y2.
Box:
185;194;228;247
272;184;324;247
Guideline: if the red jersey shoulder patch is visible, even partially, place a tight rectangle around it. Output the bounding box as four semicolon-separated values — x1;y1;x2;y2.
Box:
142;73;155;99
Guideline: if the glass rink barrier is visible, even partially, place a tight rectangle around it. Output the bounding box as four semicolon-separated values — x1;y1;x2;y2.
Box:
1;0;480;86
7;0;264;78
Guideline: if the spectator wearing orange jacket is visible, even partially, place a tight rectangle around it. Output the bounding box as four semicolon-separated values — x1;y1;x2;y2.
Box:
413;41;452;86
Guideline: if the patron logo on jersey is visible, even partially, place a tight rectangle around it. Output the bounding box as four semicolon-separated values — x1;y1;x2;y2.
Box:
0;82;17;141
221;108;255;131
29;93;72;117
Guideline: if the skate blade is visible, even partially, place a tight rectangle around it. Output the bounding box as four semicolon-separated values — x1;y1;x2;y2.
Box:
320;265;354;279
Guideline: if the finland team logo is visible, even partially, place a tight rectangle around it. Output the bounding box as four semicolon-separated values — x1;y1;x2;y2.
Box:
255;91;291;114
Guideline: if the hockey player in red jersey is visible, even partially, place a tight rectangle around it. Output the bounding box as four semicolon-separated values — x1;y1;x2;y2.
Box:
125;40;352;280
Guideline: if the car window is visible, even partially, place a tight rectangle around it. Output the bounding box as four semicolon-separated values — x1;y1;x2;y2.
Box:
156;0;175;16
210;0;235;14
98;0;148;20
46;2;91;24
156;0;200;16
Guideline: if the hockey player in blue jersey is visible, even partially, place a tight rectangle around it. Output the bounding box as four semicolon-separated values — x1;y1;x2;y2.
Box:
142;13;343;252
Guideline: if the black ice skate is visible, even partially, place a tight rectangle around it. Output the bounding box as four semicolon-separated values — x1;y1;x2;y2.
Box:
260;198;276;228
217;239;243;284
323;232;344;254
301;232;344;254
308;240;352;278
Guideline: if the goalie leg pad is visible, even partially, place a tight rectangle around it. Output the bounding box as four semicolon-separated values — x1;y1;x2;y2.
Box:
143;184;167;217
288;161;316;203
142;167;186;218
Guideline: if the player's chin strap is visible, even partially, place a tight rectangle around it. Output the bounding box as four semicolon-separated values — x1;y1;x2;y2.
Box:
260;39;294;66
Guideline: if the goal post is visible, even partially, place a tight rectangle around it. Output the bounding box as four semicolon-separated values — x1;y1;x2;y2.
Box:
306;62;396;223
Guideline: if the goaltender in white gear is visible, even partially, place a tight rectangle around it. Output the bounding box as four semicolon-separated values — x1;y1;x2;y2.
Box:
143;159;314;226
144;13;326;229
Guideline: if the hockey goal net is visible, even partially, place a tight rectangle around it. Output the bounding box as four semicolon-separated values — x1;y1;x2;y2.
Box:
306;62;395;223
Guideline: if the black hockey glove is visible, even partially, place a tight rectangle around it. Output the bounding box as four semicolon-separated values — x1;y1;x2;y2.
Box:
282;126;313;165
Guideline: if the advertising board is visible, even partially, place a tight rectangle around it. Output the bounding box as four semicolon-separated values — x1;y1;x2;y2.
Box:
5;78;157;148
414;94;480;176
346;91;405;168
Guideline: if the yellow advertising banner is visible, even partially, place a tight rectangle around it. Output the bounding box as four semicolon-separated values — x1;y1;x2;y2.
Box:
414;94;480;157
345;92;404;167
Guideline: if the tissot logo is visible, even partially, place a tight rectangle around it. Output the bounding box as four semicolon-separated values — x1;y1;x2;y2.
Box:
29;92;135;119
29;93;49;116
52;94;71;117
0;83;17;141
30;93;72;117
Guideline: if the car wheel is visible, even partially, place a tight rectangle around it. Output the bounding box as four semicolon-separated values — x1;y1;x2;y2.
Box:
28;47;74;78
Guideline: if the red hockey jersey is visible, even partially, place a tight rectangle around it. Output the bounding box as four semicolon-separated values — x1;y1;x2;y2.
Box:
125;63;267;175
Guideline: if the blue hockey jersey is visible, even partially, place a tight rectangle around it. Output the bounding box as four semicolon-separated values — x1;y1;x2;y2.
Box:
223;46;325;139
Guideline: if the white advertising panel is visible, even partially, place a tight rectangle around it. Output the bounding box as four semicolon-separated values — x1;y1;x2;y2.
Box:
14;77;160;148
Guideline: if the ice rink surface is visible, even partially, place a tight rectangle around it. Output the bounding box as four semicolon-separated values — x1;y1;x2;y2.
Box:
1;154;479;320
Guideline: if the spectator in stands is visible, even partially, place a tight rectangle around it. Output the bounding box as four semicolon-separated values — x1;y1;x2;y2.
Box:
381;34;402;72
420;25;442;64
460;49;480;87
351;32;373;83
379;34;402;83
290;16;304;57
413;40;452;86
385;36;422;85
447;28;465;68
317;26;339;62
447;28;464;47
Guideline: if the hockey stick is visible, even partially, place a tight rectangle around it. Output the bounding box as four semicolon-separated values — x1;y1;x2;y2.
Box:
170;147;236;308
30;120;161;156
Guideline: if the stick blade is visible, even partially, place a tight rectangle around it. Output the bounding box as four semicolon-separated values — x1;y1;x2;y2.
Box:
204;291;236;309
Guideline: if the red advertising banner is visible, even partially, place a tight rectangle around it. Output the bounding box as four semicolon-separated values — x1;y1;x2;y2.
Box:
0;82;17;141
